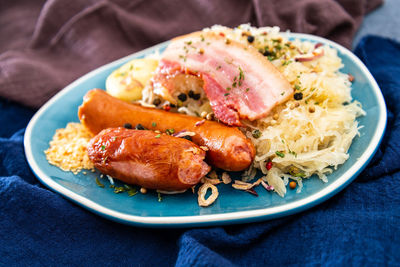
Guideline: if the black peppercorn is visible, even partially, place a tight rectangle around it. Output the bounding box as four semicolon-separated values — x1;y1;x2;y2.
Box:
181;135;192;141
169;103;176;108
178;93;187;102
294;92;303;100
247;35;255;43
263;50;271;56
123;123;132;129
188;90;195;98
135;124;145;130
152;98;161;106
192;93;201;100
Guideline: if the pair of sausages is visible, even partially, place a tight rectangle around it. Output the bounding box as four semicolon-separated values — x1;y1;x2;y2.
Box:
79;89;255;190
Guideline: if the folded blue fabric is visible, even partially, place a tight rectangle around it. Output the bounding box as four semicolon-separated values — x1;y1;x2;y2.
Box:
1;36;399;266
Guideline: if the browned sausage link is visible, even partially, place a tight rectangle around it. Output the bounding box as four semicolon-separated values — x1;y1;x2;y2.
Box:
87;128;210;191
79;89;255;171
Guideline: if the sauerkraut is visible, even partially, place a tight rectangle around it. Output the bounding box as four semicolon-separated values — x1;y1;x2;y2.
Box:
142;24;365;197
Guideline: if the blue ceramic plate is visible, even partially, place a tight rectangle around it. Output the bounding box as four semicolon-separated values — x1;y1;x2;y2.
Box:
24;33;386;227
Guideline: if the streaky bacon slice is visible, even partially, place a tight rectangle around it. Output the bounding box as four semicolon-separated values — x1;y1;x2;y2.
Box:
152;31;293;126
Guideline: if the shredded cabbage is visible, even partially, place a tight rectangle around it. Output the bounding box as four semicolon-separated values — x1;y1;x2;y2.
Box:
142;24;365;197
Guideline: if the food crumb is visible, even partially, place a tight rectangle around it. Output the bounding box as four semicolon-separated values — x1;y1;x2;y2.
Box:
44;123;94;174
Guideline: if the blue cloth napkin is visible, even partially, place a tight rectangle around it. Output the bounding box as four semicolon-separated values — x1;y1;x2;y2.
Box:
1;36;399;266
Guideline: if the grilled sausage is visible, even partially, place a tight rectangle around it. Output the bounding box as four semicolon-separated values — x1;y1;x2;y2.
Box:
79;89;255;171
87;128;210;191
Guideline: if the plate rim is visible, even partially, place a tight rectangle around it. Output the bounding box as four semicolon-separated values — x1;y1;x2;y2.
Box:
24;33;387;227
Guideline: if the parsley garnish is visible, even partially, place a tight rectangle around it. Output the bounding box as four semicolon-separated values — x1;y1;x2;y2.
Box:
95;177;105;188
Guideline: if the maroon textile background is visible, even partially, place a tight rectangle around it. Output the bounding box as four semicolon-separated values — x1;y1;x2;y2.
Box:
0;0;382;108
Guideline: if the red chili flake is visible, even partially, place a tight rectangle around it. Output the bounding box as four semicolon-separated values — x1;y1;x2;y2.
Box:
266;161;273;170
246;188;258;196
195;119;205;127
314;42;324;49
219;32;225;37
348;73;355;82
163;104;171;111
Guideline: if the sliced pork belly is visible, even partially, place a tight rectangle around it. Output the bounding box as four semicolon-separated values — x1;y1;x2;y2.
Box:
152;31;293;126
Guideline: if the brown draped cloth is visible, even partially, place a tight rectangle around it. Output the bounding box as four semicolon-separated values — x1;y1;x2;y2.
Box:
0;0;382;108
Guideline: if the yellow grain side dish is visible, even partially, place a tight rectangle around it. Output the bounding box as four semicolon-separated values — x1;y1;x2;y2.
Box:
45;122;94;174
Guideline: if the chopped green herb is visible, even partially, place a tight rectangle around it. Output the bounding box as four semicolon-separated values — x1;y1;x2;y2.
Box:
226;87;231;91
224;93;230;97
166;128;175;135
95;177;105;188
152;122;157;127
282;60;292;66
118;72;127;77
124;185;138;196
281;92;285;96
101;145;105;151
238;66;244;81
200;35;205;42
294;84;301;90
216;65;222;70
232;82;237;88
113;186;125;194
155;134;161;138
275;151;285;158
246;88;250;92
293;172;306;178
128;189;138;197
124;184;132;190
281;139;285;144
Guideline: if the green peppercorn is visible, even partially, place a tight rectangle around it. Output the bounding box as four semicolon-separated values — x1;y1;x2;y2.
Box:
252;129;262;138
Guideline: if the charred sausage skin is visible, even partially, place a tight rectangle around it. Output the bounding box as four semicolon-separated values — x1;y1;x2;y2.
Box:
87;128;210;191
79;89;255;171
